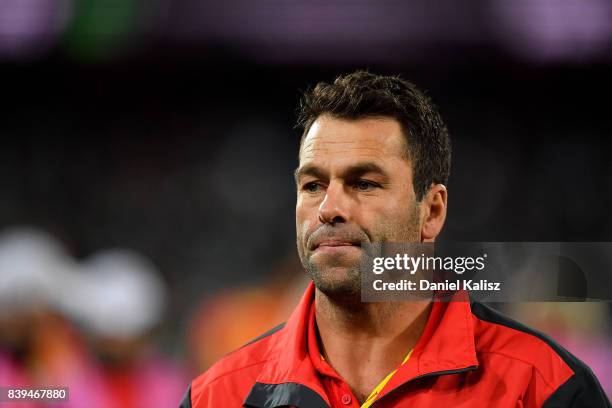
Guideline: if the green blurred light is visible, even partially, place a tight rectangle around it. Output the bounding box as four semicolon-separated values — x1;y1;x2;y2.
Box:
63;0;140;61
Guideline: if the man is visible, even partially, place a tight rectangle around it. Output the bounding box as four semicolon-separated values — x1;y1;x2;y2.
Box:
180;71;610;407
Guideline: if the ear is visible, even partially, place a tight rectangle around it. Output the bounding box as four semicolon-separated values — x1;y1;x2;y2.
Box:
420;184;448;242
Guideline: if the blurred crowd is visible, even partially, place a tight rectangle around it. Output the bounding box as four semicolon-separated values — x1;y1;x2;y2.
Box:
0;225;311;407
0;226;188;407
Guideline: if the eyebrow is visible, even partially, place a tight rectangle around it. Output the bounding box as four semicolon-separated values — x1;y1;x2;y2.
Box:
294;162;389;185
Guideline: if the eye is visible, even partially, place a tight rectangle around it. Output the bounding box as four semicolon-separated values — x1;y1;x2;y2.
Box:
354;180;379;192
304;182;321;193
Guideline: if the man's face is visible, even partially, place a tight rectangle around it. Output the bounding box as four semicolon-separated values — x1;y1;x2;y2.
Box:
295;115;421;299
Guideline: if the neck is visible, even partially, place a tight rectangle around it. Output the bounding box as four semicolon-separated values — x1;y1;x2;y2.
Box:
314;288;431;402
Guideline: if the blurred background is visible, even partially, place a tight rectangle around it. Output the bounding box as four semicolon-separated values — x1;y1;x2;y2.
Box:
0;0;611;405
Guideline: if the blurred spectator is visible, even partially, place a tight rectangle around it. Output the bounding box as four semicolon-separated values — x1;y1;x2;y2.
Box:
0;227;94;408
65;249;189;408
0;230;189;408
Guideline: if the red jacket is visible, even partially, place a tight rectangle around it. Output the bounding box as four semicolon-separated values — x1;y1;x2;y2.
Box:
181;283;609;407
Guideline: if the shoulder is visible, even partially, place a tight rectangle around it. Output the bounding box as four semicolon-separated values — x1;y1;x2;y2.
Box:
470;301;610;407
197;322;286;387
182;323;286;408
470;301;574;371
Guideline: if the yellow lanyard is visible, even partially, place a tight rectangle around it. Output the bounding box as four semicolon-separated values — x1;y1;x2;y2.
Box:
360;349;413;408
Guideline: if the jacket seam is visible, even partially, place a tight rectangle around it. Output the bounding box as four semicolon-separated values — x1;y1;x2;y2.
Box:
461;300;474;367
476;349;566;392
198;359;270;388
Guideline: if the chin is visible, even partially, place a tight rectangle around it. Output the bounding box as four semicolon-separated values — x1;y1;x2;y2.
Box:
308;265;362;298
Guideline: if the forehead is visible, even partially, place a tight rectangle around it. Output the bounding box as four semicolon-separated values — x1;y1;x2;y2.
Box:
299;115;407;166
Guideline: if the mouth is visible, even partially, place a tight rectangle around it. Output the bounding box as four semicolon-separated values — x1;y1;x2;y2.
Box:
313;240;361;251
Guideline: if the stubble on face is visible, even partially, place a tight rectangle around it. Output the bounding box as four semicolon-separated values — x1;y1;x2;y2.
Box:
298;204;421;301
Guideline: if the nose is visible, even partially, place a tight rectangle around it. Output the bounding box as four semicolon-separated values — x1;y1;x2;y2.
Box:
318;181;351;225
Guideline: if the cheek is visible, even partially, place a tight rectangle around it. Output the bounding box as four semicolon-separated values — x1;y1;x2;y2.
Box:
296;195;319;222
365;198;417;238
295;203;313;239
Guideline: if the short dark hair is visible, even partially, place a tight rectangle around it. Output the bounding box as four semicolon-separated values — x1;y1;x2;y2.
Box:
296;70;451;201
